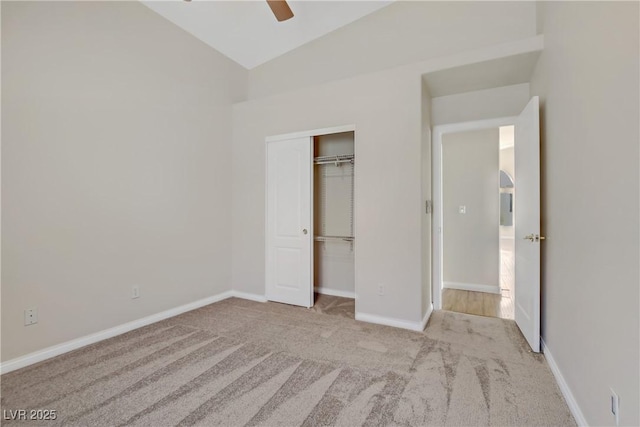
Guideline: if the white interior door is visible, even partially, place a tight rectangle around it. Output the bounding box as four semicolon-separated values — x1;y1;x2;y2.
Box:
266;137;313;308
514;96;541;352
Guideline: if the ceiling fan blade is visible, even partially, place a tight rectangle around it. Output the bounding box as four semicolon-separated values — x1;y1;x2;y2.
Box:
266;0;294;22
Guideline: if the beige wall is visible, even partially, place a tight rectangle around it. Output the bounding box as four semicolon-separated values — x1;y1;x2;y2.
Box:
499;144;515;239
442;129;499;288
232;66;424;324
499;147;515;180
530;2;639;425
1;1;247;361
248;1;537;99
431;83;530;126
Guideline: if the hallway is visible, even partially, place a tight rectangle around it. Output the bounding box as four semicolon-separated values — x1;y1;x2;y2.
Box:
443;237;515;319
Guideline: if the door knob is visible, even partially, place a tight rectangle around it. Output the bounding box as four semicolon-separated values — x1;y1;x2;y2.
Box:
302;229;308;235
524;234;546;242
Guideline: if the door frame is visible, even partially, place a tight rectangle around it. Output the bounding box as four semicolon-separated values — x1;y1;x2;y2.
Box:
432;116;516;310
265;124;357;306
265;124;356;143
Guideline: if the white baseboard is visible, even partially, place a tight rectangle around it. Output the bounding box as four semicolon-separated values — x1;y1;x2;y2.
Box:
541;338;588;426
314;287;355;299
421;303;433;331
444;281;501;294
355;311;428;332
230;291;268;303
0;289;270;375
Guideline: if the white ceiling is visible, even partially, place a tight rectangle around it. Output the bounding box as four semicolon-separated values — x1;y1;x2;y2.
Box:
142;1;393;69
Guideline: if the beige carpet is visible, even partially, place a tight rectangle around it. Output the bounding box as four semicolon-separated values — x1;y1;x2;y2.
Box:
309;293;356;319
0;297;575;426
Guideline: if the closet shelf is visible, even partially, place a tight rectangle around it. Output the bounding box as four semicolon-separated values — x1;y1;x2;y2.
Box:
313;154;354;166
314;235;355;243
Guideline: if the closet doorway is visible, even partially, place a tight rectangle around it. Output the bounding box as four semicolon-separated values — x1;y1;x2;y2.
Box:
265;126;356;315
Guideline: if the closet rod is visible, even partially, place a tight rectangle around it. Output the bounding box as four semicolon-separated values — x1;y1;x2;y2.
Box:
314;235;354;242
313;154;354;166
314;159;354;166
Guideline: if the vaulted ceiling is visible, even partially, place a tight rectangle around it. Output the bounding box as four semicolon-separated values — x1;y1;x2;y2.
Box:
142;1;393;69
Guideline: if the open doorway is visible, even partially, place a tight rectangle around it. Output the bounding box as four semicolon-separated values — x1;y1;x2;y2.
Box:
433;120;516;320
498;125;515;319
431;98;541;351
311;132;356;319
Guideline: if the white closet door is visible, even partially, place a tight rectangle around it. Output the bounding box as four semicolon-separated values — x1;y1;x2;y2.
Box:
266;137;313;308
514;96;541;353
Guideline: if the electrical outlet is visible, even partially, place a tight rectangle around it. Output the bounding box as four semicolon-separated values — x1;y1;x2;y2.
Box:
24;308;38;326
132;285;140;299
610;388;619;426
378;284;384;296
459;205;466;214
